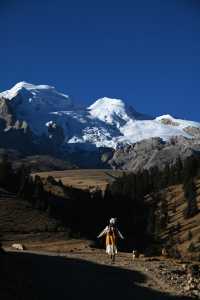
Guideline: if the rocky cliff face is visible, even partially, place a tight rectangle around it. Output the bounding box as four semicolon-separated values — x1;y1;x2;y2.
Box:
109;136;200;172
0;97;14;128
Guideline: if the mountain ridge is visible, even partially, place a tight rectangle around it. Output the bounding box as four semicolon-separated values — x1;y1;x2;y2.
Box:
0;81;199;151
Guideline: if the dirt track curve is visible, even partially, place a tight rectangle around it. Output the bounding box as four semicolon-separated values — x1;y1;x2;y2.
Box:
1;248;193;300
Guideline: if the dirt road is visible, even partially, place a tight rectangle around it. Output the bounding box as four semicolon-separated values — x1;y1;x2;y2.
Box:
1;247;193;300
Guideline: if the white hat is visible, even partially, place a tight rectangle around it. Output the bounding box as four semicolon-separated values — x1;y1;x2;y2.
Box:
109;218;117;224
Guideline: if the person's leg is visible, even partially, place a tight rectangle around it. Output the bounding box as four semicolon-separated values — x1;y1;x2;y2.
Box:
112;254;115;263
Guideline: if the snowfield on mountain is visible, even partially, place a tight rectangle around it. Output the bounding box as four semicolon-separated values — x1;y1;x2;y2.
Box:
1;81;200;149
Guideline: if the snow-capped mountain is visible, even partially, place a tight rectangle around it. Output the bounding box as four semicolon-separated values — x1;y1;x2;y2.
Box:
0;82;72;133
0;81;200;150
1;81;72;108
88;97;151;126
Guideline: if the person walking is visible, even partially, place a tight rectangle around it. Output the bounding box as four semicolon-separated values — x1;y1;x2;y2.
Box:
97;218;124;263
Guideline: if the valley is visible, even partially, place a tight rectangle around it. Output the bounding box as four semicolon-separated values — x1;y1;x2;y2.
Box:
2;0;200;298
0;82;200;299
1;155;200;299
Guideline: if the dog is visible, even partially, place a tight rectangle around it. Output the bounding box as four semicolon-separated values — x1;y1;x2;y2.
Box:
132;250;139;260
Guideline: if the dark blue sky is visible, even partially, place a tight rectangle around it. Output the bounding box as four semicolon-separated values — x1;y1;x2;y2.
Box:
0;0;200;120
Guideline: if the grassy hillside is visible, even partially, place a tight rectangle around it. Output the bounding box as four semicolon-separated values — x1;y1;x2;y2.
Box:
0;196;67;244
152;179;200;260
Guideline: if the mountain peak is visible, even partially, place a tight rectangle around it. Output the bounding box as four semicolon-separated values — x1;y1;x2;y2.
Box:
156;114;175;120
88;97;125;108
0;81;70;101
13;81;55;91
0;82;72;134
88;97;132;126
88;97;151;126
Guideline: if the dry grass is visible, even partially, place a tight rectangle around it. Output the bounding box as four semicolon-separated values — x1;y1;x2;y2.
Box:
159;180;200;258
34;169;127;191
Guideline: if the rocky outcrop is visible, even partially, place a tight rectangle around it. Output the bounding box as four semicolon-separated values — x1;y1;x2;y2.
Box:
159;118;179;126
183;126;200;138
109;136;200;171
11;243;25;251
0;97;14;127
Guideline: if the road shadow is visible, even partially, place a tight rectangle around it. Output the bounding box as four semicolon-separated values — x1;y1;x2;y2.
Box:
1;251;193;300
